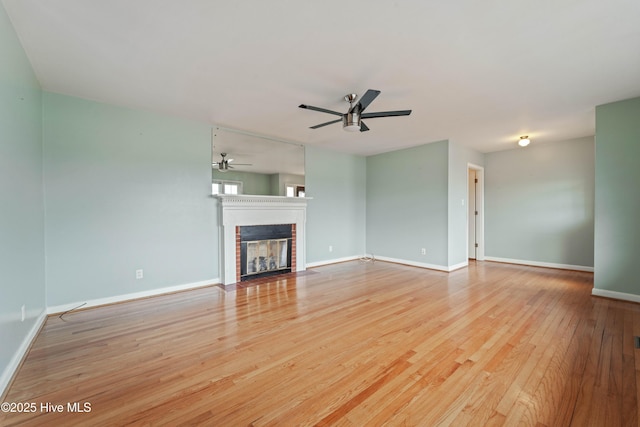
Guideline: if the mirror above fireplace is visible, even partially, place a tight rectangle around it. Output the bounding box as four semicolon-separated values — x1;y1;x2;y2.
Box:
211;127;305;197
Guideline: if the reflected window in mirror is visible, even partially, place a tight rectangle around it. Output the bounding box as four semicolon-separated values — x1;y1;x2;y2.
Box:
212;180;243;195
286;185;305;198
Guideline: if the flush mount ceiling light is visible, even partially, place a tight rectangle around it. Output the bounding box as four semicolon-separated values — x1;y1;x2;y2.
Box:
518;136;531;147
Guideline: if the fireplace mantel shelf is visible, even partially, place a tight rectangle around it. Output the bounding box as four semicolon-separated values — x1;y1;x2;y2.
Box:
214;195;312;205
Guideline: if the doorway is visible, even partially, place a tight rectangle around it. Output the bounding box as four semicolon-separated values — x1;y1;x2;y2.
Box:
467;164;484;260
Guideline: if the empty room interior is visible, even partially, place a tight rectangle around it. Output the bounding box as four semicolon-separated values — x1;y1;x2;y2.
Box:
1;1;640;425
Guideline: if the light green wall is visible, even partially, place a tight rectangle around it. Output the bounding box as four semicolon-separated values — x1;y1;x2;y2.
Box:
305;145;366;263
0;3;46;392
366;141;449;267
43;93;219;307
448;142;484;266
269;174;279;195
594;97;640;295
485;136;595;267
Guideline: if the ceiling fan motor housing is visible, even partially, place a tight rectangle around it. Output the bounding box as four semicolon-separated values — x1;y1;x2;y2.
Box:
343;111;360;132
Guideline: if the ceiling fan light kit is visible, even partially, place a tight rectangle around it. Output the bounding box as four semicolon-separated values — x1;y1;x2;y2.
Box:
299;89;411;133
343;112;361;132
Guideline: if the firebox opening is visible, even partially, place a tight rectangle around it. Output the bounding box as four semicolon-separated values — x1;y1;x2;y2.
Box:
239;224;293;281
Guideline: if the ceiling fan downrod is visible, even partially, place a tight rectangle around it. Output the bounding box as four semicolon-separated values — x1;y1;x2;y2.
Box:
343;93;361;132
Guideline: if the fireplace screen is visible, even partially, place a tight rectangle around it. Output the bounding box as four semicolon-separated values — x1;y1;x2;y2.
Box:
245;238;289;275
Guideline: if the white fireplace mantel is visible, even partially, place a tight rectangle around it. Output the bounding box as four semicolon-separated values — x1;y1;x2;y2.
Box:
216;195;309;285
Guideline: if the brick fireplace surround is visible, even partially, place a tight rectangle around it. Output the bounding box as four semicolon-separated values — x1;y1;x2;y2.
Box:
216;195;308;286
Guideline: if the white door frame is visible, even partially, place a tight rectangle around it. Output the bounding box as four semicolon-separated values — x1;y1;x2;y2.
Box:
467;163;485;261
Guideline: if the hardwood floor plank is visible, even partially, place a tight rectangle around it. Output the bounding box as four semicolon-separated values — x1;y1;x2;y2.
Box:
632;308;640;426
550;301;596;426
569;298;610;426
1;261;637;426
501;303;581;425
620;312;637;427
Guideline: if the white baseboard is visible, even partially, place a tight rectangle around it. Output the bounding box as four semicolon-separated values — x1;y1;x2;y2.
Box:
373;256;452;272
308;255;468;273
448;261;469;272
47;278;220;315
484;256;594;272
306;256;361;268
591;288;640;303
1;309;47;398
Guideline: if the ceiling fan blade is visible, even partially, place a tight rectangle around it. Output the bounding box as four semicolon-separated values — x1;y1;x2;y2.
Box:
360;121;370;132
231;163;252;166
310;118;342;129
361;110;412;119
299;104;343;116
350;89;381;113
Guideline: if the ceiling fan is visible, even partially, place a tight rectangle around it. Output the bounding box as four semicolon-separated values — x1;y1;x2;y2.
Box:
299;89;411;132
212;153;252;172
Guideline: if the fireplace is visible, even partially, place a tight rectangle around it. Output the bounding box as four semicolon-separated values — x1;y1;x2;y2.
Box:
217;195;308;286
238;224;294;281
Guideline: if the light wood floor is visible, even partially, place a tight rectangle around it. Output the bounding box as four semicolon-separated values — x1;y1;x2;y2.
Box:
2;261;639;426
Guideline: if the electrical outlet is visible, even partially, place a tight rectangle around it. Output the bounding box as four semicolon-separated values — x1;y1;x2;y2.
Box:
21;305;25;322
421;248;426;255
329;245;333;252
136;269;144;279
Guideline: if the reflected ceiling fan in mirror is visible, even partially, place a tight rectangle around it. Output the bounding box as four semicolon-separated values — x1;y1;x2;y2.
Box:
299;89;411;132
212;153;252;172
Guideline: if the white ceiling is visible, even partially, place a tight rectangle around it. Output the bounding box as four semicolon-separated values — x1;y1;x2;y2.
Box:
4;0;640;157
